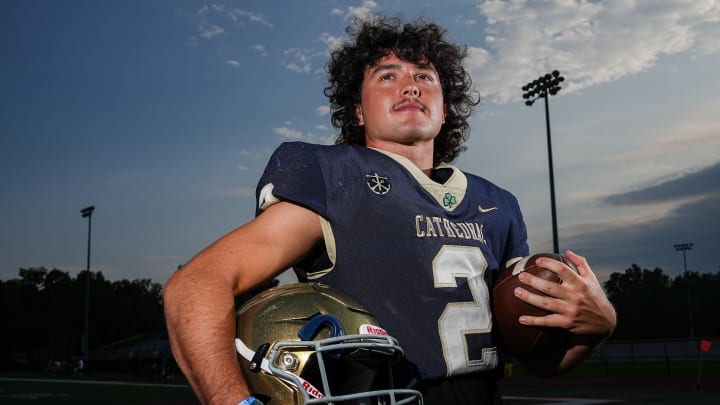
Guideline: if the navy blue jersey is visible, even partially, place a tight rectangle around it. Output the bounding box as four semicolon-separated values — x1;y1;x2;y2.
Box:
256;142;529;380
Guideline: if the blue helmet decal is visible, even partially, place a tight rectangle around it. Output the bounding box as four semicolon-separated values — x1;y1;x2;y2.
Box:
297;314;346;341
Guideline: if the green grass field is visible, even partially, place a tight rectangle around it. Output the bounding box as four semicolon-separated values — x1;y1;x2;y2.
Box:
2;362;719;404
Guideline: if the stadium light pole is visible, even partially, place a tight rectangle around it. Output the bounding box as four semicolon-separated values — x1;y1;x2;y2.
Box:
674;242;694;340
81;205;95;360
522;70;565;254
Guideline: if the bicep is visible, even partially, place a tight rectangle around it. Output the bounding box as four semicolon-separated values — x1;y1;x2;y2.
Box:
184;201;324;295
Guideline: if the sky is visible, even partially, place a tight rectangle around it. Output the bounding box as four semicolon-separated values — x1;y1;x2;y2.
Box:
2;0;719;286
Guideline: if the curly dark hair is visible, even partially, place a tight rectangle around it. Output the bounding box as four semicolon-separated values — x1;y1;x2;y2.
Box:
324;16;480;165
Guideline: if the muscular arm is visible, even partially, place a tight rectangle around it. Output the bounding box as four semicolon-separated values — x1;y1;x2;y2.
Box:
513;250;617;377
163;202;324;404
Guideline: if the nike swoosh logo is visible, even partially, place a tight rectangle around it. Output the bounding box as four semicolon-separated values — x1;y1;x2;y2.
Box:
478;205;498;213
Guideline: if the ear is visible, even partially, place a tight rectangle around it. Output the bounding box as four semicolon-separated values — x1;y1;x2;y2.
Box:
355;104;364;126
442;104;447;124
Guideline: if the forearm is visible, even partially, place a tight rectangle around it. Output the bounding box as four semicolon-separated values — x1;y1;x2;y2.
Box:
164;267;250;404
162;203;324;403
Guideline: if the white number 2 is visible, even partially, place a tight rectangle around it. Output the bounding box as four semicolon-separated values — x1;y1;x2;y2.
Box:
433;245;498;375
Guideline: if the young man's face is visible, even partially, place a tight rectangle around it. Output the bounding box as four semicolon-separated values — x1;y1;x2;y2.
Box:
355;52;446;147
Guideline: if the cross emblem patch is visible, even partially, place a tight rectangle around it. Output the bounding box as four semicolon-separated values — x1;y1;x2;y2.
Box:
366;173;391;195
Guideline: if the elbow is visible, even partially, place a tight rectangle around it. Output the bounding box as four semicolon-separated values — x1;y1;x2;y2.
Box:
162;271;185;322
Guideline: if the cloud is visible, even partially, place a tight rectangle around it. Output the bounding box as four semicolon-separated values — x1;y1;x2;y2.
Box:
253;44;267;56
457;15;478;26
329;1;380;22
603;161;720;206
272;126;304;140
190;4;273;45
272;124;335;144
315;105;330;116
602;101;720;166
186;36;200;47
566;193;720;278
198;23;225;39
343;0;378;21
562;160;720;278
282;48;324;74
318;32;343;52
695;18;720;53
226;60;240;68
227;9;274;28
198;4;273;27
282;32;344;74
469;0;720;104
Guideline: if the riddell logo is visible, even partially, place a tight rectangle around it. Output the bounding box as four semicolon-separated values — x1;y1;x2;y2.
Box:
361;324;388;336
302;381;325;398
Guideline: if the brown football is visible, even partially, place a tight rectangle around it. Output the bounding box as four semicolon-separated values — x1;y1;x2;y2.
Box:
492;252;577;357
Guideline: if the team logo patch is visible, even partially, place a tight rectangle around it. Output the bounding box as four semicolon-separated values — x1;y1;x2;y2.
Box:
366;173;391;195
443;192;457;208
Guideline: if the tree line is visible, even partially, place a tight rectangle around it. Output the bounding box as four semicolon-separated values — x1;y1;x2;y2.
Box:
0;267;165;370
1;264;718;370
604;264;720;340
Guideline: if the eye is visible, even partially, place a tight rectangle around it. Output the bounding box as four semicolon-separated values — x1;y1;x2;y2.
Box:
416;73;434;81
379;73;395;81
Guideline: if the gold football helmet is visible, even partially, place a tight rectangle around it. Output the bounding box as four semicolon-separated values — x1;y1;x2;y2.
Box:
235;283;422;404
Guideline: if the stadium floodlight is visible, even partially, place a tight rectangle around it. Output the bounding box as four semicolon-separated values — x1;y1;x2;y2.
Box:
674;243;695;340
80;206;95;360
522;70;565;254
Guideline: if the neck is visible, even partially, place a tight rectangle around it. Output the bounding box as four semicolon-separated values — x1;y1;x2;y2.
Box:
365;139;435;175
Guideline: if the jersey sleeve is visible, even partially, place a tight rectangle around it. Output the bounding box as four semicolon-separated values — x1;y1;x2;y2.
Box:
255;142;327;217
503;192;530;266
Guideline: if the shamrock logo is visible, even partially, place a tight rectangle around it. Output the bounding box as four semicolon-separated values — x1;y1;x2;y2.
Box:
443;192;457;208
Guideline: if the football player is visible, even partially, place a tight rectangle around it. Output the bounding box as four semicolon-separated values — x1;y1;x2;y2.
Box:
164;15;616;405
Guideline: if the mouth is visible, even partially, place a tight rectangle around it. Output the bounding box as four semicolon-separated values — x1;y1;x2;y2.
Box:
393;99;426;112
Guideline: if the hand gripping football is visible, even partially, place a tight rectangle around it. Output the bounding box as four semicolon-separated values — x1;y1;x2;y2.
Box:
492;253;577;357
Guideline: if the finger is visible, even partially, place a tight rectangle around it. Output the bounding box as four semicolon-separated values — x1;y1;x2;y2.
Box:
533;256;579;284
519;313;569;328
517;271;564;299
514;284;565;313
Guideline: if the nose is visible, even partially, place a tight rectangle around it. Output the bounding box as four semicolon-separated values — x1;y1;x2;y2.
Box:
401;78;420;97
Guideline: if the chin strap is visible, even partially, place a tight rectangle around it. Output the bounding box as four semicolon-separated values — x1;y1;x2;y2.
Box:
234;338;326;399
235;338;272;374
